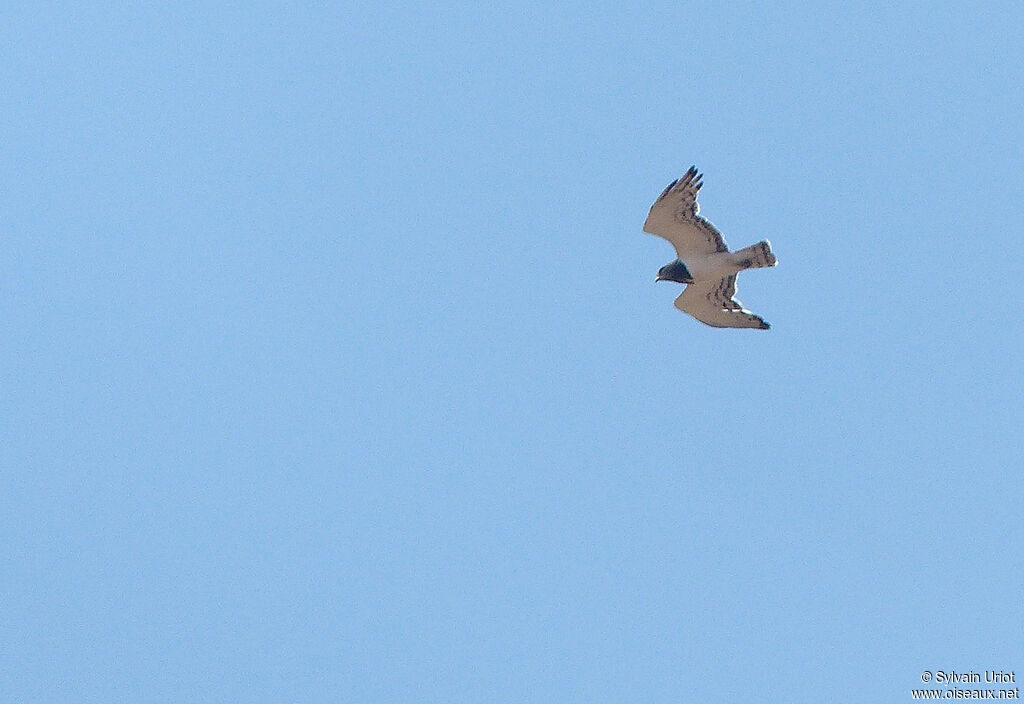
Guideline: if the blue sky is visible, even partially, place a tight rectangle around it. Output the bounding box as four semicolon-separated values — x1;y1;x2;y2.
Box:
3;2;1022;702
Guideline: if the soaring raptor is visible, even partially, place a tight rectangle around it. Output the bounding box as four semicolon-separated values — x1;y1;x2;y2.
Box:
644;167;777;329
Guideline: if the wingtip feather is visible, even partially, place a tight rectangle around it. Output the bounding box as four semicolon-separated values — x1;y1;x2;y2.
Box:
678;166;703;190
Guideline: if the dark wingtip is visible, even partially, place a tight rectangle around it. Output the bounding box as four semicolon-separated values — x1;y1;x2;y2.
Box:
684;166;702;189
760;320;771;330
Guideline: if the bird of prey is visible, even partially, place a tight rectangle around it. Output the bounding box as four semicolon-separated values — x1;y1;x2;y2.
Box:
644;167;778;329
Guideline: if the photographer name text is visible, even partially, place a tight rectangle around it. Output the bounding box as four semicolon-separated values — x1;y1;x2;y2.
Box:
932;672;1017;685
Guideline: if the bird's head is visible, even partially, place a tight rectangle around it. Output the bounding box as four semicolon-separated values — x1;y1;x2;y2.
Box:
656;260;694;284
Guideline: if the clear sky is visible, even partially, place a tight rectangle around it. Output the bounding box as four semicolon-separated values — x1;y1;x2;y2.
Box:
3;2;1022;702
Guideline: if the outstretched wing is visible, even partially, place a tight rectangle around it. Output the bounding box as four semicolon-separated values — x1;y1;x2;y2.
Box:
643;166;729;259
674;275;770;329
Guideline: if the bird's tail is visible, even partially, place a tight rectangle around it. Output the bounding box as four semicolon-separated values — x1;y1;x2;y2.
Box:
734;240;777;269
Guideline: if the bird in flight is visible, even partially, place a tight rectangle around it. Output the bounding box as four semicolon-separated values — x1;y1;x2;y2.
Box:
644;167;777;329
